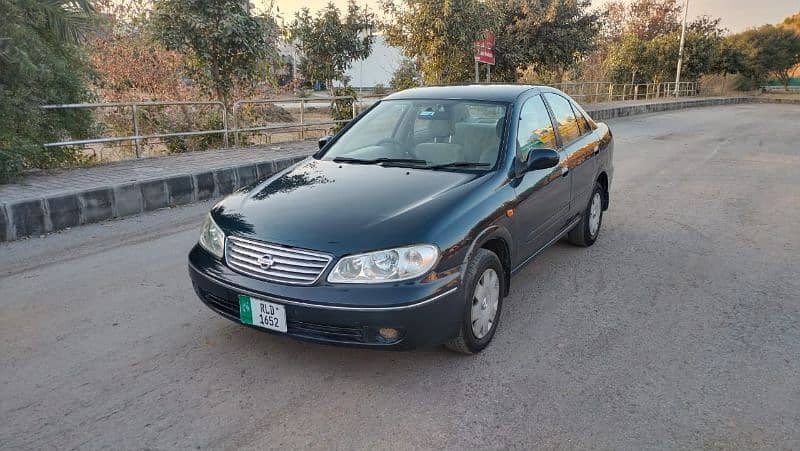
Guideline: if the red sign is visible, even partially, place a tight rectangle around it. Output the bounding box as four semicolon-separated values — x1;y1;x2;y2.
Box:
474;31;496;65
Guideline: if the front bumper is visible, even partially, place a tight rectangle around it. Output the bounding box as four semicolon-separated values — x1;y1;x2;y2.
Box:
188;245;464;350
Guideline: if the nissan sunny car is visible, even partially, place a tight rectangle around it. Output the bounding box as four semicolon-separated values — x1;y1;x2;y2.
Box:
188;84;614;354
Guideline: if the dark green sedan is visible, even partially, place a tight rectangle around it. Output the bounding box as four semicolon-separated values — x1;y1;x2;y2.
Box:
189;84;614;353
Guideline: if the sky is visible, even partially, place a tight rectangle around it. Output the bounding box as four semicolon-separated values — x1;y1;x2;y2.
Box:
263;0;800;33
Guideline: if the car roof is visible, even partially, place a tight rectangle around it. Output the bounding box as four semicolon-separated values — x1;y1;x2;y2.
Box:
383;84;557;103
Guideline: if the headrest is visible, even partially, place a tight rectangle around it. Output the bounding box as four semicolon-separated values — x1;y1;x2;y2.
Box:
495;118;504;139
428;119;451;137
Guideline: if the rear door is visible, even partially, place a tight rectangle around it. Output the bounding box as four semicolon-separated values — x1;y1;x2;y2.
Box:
542;93;599;217
512;95;571;262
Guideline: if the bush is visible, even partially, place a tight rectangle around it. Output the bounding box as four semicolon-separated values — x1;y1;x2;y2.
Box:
373;83;387;95
331;87;357;133
390;59;420;91
0;0;95;183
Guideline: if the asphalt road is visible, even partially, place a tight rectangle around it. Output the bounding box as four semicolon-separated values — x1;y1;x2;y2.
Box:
1;104;799;450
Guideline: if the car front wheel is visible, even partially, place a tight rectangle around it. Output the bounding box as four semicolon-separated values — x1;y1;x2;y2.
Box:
445;248;505;354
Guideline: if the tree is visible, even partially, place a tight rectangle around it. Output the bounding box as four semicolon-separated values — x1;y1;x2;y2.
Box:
382;0;492;85
390;58;421;90
733;25;800;90
0;0;96;183
602;0;681;42
782;12;800;36
288;1;376;94
150;0;279;108
489;0;601;82
605;13;725;85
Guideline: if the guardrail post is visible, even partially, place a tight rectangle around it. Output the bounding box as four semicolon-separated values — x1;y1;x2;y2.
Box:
233;102;240;147
351;96;357;120
300;100;305;140
132;104;141;158
221;104;229;148
634;84;639;100
608;83;613;102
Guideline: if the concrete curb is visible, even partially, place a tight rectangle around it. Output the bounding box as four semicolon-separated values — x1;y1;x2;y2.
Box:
0;155;307;242
587;96;752;120
0;96;796;243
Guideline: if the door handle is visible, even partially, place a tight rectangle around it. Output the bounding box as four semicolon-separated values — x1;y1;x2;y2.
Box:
561;166;569;177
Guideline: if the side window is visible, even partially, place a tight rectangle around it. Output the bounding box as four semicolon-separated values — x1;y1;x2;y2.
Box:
543;93;581;145
516;95;557;161
571;102;591;135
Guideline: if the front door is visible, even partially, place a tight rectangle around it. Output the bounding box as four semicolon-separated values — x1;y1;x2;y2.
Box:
511;95;571;264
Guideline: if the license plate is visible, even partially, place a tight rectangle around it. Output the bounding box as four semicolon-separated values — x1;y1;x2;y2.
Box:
238;295;287;333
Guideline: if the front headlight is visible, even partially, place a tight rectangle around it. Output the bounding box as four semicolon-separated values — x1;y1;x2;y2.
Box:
199;214;225;259
328;244;439;283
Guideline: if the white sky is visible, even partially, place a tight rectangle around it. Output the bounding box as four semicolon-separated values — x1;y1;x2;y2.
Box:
263;0;800;33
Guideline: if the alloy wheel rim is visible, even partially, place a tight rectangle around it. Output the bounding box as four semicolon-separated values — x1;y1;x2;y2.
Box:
589;192;602;237
471;268;500;339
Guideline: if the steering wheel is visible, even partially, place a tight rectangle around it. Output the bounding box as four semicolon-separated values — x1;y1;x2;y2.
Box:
377;138;416;159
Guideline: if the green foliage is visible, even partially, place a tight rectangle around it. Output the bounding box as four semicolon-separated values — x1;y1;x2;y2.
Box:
289;1;376;94
490;0;601;82
389;58;420;90
382;0;493;84
606;16;725;84
382;0;599;84
150;0;279;107
711;35;746;76
731;25;800;90
331;87;357;132
0;0;95;183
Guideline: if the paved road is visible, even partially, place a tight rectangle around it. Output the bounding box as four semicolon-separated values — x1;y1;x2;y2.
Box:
1;104;799;450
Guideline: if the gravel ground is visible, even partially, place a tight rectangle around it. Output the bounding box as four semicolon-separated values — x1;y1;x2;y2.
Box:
1;104;798;450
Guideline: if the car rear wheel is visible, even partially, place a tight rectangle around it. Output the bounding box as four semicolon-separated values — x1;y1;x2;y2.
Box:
568;182;604;247
445;249;504;354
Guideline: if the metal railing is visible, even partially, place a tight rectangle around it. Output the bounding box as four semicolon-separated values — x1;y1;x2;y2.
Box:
41;101;228;158
231;97;356;147
551;81;698;102
41;97;361;159
761;85;800;92
41;83;699;159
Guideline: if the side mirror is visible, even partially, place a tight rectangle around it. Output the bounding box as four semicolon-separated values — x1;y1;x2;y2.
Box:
527;148;560;171
318;135;333;149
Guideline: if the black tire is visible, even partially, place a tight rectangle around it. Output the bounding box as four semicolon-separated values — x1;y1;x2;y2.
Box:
568;182;605;247
445;248;505;354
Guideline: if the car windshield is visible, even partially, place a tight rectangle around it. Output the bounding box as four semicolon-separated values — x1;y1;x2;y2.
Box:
320;99;508;170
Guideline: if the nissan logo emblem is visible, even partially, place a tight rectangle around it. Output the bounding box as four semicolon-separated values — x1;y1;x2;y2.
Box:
257;254;274;269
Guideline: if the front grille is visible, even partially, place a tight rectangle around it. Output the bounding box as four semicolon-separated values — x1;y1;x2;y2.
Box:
225;236;333;285
203;291;239;318
288;320;365;342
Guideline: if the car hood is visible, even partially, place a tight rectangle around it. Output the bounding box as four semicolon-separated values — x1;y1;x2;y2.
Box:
212;158;485;255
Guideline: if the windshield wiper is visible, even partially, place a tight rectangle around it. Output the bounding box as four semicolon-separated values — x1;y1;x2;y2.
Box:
424;162;492;170
332;157;427;166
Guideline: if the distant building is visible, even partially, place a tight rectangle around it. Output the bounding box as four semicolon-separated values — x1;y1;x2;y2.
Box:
277;36;404;89
342;36;404;88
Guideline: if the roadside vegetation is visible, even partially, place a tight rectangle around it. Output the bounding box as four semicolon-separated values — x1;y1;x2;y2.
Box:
1;0;799;183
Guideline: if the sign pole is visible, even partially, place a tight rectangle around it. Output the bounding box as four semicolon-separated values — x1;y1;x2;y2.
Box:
474;31;495;84
674;0;689;97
